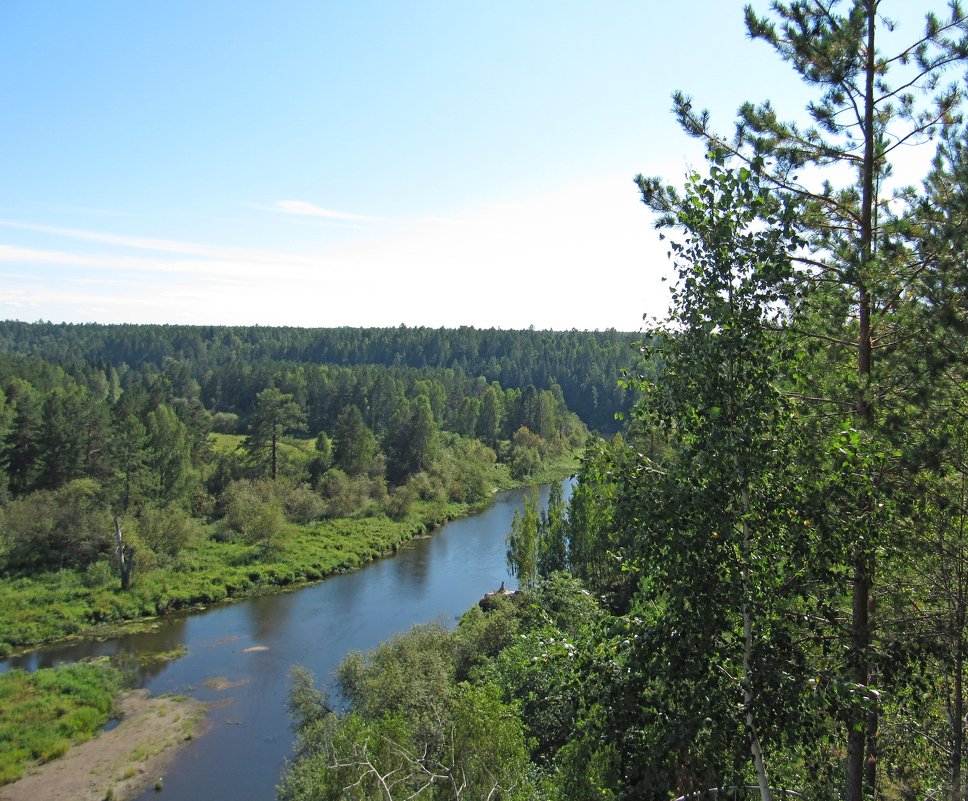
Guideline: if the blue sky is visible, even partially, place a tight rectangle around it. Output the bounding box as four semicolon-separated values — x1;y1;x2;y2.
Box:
0;2;939;331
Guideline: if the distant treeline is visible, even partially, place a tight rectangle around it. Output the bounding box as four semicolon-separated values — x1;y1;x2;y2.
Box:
0;322;639;431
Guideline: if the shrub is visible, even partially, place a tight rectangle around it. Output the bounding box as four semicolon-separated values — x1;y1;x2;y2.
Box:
316;469;365;518
510;426;543;479
210;411;240;434
282;625;534;801
385;484;416;520
219;480;292;551
429;434;496;504
407;471;447;504
280;483;324;524
83;560;115;589
1;480;113;575
137;505;199;556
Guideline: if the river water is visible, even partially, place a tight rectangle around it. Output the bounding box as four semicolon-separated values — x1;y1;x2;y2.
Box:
2;480;572;801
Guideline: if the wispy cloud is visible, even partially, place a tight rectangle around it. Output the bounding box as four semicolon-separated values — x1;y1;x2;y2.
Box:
0;174;670;329
269;200;383;223
0;219;231;257
0;218;313;263
0;234;370;326
0;221;337;276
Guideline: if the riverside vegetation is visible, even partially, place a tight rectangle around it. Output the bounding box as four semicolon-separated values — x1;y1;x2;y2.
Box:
0;658;206;799
279;4;968;800
0;661;122;785
0;445;581;654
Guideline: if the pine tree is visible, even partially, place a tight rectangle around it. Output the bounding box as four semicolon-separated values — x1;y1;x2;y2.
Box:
4;379;43;496
244;387;305;481
333;405;377;477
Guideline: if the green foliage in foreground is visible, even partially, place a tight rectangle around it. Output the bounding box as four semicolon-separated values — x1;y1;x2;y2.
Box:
279;574;604;801
0;660;122;786
289;2;968;796
278;580;594;801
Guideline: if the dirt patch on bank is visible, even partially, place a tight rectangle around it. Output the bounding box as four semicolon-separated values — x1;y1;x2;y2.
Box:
0;690;207;801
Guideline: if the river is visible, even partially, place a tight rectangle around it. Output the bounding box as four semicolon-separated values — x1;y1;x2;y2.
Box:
2;480;572;801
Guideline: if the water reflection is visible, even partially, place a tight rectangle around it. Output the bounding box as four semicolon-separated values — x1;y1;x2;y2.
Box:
397;533;433;589
1;612;191;675
243;590;295;646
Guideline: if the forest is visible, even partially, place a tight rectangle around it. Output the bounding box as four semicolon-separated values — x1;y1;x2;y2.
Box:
278;3;968;800
0;322;637;433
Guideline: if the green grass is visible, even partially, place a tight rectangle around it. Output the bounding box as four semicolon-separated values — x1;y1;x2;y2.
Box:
209;433;316;461
0;503;469;656
0;661;122;786
208;432;245;455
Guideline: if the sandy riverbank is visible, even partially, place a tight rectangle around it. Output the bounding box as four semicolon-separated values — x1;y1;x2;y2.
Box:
0;690;207;801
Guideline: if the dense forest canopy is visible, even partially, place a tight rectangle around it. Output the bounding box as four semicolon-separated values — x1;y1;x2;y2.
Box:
0;322;637;589
0;322;638;433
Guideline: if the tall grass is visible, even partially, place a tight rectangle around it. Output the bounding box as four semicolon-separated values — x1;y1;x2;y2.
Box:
0;661;122;785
